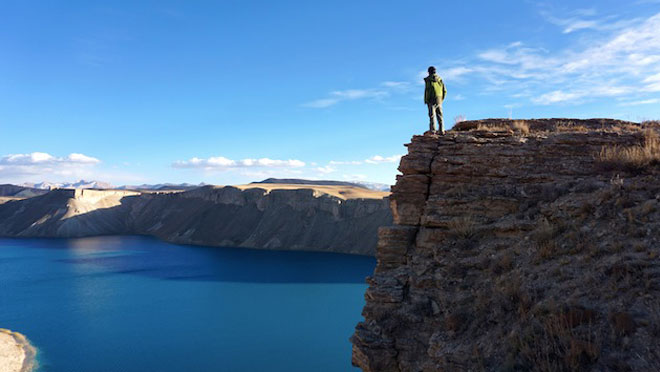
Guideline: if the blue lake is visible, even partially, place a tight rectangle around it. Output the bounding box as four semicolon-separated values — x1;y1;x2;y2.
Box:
0;236;374;371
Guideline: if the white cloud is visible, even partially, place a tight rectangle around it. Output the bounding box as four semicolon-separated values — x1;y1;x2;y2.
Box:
315;165;336;174
441;66;474;80
329;154;402;166
364;155;402;164
532;90;582;105
173;156;306;170
341;174;368;181
0;152;102;182
437;11;660;106
299;10;660;113
381;81;411;88
0;152;100;166
67;153;101;164
329;160;362;165
302;98;340;108
302;88;388;108
540;8;640;34
619;98;660;106
643;72;660;91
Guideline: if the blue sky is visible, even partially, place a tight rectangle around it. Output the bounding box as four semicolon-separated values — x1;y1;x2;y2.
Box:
1;0;659;186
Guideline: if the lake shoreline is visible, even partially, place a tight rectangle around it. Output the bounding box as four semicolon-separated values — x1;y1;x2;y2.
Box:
0;329;36;372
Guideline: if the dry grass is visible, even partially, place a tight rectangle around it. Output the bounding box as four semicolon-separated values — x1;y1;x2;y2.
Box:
532;221;562;261
454;115;466;125
512;120;530;134
597;129;660;172
514;309;601;371
477;124;512;132
447;215;478;240
557;124;589;132
475;121;529;134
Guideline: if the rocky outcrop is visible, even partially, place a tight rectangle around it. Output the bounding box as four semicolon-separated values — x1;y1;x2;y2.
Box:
0;329;36;372
0;185;391;255
352;120;660;371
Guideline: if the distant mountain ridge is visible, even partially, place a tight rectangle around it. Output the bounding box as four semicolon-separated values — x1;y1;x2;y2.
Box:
117;183;205;191
22;180;115;190
254;178;391;191
12;178;390;192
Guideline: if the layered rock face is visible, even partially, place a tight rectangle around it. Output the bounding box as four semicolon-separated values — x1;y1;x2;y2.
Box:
353;121;660;371
0;185;391;255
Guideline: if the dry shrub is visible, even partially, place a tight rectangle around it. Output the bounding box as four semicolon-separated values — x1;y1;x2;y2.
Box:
476;124;512;132
640;199;656;216
514;310;601;371
512;120;530;134
499;276;535;316
641;120;660;128
447;215;477;240
597;129;660;172
454;115;466;125
532;221;562;261
474;121;529;134
492;252;515;274
557;125;589;132
609;312;636;336
609;123;643;133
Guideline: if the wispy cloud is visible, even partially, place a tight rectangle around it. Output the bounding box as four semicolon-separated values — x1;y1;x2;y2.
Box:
302;88;388;108
328;154;402;166
301;10;660;112
364;155;402;164
315;165;336;174
619;98;660;106
329;160;363;165
173;156;305;170
540;9;640;34
381;81;411;89
643;73;660;91
437;11;660;105
341;174;368;181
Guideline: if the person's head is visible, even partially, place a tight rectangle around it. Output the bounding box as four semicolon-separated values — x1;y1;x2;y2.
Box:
428;66;436;74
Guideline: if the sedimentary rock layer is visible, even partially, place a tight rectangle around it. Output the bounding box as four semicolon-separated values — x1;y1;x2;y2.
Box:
353;121;660;370
0;185;391;255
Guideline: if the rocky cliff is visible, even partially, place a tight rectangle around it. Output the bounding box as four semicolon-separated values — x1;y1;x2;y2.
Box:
0;185;391;255
352;119;660;371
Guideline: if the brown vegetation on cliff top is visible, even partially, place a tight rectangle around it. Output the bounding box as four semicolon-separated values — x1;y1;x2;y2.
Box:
352;119;660;371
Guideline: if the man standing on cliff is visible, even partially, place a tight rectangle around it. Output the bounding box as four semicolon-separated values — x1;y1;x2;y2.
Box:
424;66;447;135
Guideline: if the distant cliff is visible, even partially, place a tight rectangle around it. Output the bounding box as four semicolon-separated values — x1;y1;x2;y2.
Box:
352;119;660;370
0;185;391;255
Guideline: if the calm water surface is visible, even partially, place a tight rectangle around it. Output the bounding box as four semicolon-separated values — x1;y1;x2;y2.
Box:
0;236;374;371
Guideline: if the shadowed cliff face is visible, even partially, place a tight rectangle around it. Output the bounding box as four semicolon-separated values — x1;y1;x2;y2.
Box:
0;185;392;255
352;120;660;371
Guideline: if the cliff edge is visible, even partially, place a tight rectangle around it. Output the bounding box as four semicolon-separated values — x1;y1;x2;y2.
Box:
352;119;660;371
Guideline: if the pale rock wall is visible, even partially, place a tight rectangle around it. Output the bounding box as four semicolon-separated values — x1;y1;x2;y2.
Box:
0;186;391;255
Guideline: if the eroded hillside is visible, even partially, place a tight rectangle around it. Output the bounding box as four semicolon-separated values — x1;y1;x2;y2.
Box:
0;184;391;255
352;119;660;371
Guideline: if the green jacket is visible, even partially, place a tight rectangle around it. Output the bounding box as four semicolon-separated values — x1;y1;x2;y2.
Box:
424;74;446;104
